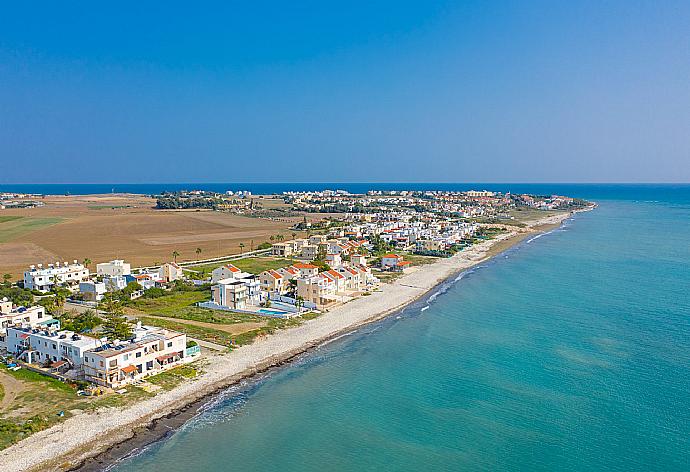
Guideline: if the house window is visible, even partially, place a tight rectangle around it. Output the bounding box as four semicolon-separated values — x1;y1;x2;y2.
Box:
109;360;117;367
167;342;173;348
136;352;141;358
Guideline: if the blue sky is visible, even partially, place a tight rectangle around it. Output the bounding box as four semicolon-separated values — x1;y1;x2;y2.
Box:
1;1;689;183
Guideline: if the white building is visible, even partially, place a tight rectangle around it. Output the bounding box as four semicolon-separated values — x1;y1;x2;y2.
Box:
6;327;98;367
0;300;55;349
96;260;131;277
24;261;89;292
79;281;107;302
210;279;248;310
83;325;190;388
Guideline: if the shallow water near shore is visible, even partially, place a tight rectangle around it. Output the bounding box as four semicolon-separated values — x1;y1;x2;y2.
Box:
111;191;690;471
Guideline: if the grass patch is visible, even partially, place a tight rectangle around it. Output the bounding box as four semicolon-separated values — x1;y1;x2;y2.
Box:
0;216;23;224
129;290;211;316
0;217;63;243
189;257;294;275
137;316;236;347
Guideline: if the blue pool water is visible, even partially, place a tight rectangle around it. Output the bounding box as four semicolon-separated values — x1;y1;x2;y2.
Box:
111;185;690;471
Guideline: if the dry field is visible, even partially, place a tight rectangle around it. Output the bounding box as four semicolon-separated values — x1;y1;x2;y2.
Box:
0;194;292;278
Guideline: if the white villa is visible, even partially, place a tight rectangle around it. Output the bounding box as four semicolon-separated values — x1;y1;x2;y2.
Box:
24;261;89;292
96;259;131;277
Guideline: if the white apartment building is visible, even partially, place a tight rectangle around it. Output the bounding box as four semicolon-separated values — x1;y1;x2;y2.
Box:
6;327;98;366
24;261;89;292
210;279;248;310
83;327;188;388
79;281;107;302
0;301;55;348
96;259;131;277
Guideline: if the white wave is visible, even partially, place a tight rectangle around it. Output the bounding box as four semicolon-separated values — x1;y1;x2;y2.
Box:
420;306;429;312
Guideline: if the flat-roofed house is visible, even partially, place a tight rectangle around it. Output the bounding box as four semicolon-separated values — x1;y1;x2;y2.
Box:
96;260;131;277
24;260;89;292
7;327;98;366
271;242;293;257
211;279;248;310
0;301;54;349
83;327;188;388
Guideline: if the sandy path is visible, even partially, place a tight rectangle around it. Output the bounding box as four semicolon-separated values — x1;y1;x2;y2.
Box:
0;371;26;412
0;211;576;472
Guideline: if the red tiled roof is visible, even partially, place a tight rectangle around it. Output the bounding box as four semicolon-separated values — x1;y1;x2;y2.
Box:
293;263;318;269
156;353;177;363
327;270;344;279
121;365;138;374
382;254;401;259
267;270;283;279
225;264;241;272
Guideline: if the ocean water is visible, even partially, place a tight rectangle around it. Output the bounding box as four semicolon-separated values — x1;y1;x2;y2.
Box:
2;181;690;200
109;186;690;471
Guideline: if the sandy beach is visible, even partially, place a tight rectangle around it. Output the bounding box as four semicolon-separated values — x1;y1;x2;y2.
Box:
0;211;575;472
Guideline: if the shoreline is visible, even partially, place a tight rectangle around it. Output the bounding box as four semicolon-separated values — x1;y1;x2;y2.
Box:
0;210;585;472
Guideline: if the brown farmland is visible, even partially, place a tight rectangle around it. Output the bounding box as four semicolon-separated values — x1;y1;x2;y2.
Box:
0;194;293;278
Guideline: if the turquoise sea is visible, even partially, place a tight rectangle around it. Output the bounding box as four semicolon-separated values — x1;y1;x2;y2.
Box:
111;186;690;471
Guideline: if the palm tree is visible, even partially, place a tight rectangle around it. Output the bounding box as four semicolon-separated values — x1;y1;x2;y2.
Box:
239;242;245;254
195;247;202;259
269;235;275;242
276;234;284;242
295;295;304;313
250;240;254;252
291;232;297;240
82;258;91;270
172;250;180;262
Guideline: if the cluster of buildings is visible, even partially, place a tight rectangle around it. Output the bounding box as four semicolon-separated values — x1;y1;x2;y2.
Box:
23;259;184;302
270;234;366;261
282;189;585;220
0;192;44;209
0;296;199;388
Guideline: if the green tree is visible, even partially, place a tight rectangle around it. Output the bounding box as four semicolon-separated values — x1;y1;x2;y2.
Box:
99;294;133;340
172;250;180;263
269;235;275;242
291;232;297;239
2;273;11;287
82;258;92;270
239;242;245;253
195;247;202;258
295;295;304;312
276;234;284;242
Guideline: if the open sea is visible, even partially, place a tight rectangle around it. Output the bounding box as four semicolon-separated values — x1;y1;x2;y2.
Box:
89;184;689;471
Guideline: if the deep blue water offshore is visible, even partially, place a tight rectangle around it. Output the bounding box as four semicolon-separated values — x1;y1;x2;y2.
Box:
92;185;688;471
